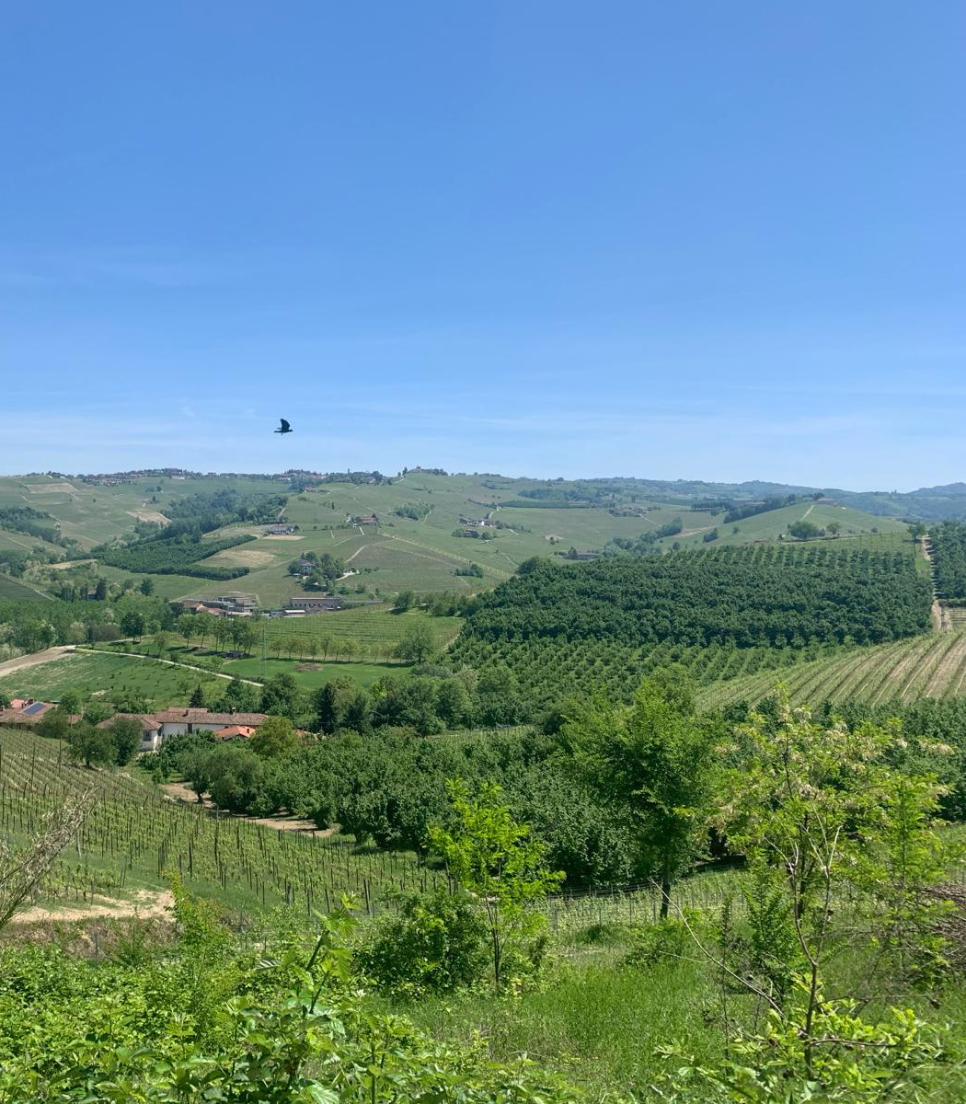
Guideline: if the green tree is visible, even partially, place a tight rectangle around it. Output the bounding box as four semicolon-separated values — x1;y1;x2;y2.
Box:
178;614;196;646
182;748;216;802
394;589;416;612
717;697;955;1082
428;780;563;989
230;619;256;655
67;722;116;769
107;715;143;764
189;684;207;708
788;519;821;541
120;609;146;640
250;715;299;759
139;576;155;596
37;706;72;742
568;672;716;917
395;619;437;664
313;677;358;734
260;672;303;721
58;687;84;718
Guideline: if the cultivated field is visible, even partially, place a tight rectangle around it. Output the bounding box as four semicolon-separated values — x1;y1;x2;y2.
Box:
0;575;51;601
0;726;431;916
698;631;966;709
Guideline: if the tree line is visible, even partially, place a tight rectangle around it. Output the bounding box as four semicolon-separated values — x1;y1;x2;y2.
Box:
927;520;966;600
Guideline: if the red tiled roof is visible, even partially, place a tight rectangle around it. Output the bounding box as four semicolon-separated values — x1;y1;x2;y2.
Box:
212;725;255;740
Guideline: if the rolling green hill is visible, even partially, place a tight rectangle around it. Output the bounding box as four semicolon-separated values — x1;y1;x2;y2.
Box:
0;471;926;616
651;500;907;551
697;631;966;710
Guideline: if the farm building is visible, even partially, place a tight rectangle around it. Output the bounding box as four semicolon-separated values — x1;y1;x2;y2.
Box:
0;700;81;728
96;713;163;752
266;523;299;535
150;708;269;739
286;596;346;613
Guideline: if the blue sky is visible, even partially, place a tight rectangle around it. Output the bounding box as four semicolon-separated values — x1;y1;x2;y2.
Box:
1;2;964;490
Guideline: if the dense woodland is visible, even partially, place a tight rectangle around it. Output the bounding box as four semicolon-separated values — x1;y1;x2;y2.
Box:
929;520;966;601
463;545;932;648
95;532;255;578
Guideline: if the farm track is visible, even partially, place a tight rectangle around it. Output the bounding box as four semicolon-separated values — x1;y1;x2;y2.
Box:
0;645;76;678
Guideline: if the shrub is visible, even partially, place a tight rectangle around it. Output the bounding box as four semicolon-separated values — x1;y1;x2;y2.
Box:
356;888;489;997
624;915;693;969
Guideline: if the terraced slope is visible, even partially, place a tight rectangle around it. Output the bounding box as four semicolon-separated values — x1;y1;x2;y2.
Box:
698;631;966;710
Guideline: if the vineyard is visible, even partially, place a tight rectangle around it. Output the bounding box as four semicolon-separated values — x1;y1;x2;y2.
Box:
0;726;435;917
698;630;966;709
447;636;847;716
0;576;48;602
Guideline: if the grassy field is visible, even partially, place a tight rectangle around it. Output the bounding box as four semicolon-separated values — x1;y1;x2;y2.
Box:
220;656;397;691
662;501;908;551
698;631;966;709
0;575;51;600
0;650;223;706
261;606;460;650
175;473;725;604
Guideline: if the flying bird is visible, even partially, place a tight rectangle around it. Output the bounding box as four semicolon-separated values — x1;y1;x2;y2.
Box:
275;418;292;435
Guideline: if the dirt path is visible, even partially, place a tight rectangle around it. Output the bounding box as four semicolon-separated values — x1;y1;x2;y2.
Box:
12;888;174;925
920;535;949;633
0;645;75;679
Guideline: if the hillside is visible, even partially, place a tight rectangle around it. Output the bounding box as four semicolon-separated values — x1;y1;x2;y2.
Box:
698;630;966;710
0;471;930;611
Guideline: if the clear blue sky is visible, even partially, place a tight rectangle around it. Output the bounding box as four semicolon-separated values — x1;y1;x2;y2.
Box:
1;2;963;490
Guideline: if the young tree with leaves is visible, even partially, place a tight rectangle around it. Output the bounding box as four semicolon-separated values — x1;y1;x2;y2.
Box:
428;780;563;989
566;669;718;917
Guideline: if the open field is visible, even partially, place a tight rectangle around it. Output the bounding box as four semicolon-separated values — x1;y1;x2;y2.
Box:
663;502;908;551
0;649;222;705
221;656;397;690
698;630;966;709
3;472;916;609
261;606;460;650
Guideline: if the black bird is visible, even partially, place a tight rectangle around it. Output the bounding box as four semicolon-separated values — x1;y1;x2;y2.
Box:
275;418;293;435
